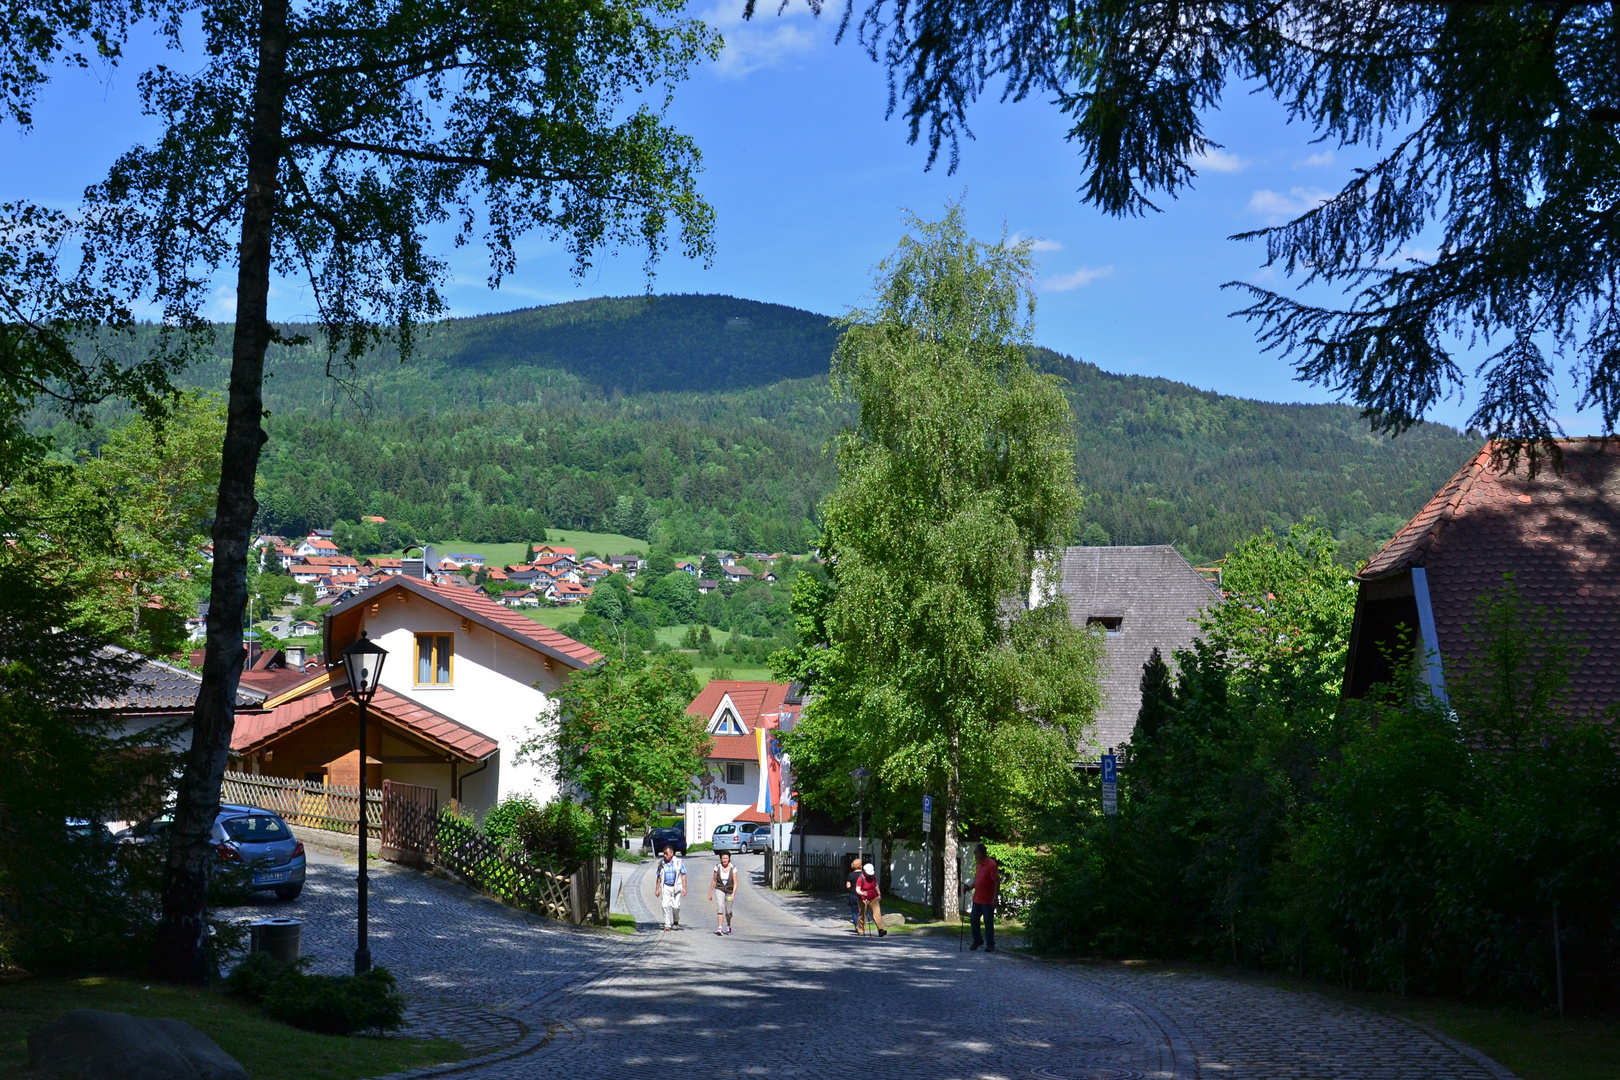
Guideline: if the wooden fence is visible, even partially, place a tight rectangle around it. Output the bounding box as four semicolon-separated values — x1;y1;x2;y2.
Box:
222;771;381;838
379;780;438;864
767;848;850;892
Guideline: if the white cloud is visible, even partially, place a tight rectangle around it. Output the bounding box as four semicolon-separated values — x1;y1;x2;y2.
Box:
1247;187;1332;225
704;2;826;79
1296;150;1335;168
1030;238;1064;252
1042;266;1114;292
1193;147;1247;173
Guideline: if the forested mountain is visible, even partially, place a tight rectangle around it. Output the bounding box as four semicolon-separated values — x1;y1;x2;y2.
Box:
43;294;1480;564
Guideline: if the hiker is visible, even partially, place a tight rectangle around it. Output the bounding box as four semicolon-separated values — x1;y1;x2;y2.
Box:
845;855;863;933
969;843;1000;952
855;861;887;937
652;844;686;931
710;850;741;935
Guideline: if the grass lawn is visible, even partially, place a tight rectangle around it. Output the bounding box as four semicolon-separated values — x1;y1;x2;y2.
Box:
388;531;648;566
0;976;461;1080
691;663;774;683
606;913;638;935
652;624;735;648
521;606;586;629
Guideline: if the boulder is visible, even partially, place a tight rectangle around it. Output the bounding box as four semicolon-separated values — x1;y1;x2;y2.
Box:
882;912;906;927
28;1009;248;1080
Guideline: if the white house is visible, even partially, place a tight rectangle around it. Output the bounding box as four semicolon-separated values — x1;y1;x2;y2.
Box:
682;680;801;844
229;574;603;817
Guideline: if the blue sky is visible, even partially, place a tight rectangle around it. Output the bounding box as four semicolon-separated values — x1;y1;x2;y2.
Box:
1;3;1602;432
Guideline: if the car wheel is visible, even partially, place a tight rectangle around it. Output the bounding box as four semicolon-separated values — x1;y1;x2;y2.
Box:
274;884;303;901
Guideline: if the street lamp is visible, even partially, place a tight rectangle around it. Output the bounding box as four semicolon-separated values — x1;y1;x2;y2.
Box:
849;767;872;866
341;631;387;974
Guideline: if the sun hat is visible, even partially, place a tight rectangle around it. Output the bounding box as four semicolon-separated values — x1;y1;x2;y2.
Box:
863;862;875;876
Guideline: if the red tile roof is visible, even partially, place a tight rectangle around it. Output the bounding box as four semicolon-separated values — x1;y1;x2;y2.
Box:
1360;438;1620;715
706;734;762;761
380;578;603;668
687;680;796;737
232;685;498;761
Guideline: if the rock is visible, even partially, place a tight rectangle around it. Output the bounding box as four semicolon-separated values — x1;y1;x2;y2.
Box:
882;912;906;927
28;1009;248;1080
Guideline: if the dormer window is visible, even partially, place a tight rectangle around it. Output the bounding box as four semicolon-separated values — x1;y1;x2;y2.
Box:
1087;616;1124;635
711;707;745;735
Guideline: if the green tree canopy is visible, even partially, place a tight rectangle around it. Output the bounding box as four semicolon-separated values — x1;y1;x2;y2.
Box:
526;648;708;914
786;204;1102;916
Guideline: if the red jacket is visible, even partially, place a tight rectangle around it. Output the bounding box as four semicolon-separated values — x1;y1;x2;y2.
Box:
856;872;880;900
972;857;1000;906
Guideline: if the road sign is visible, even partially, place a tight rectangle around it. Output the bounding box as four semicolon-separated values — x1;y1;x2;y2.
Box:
1100;754;1118;816
1100;755;1117;784
922;794;932;833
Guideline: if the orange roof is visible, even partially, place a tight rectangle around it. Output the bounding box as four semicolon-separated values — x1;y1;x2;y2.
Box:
687;680;796;735
706;733;762;761
232;685;498;761
1360;438;1620;715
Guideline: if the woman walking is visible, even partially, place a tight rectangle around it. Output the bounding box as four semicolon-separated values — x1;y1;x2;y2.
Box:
710;850;741;935
845;855;863;933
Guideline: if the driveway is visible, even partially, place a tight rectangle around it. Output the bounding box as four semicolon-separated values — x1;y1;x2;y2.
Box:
240;847;1518;1080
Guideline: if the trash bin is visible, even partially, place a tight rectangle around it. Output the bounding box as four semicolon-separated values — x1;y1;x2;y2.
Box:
248;918;302;964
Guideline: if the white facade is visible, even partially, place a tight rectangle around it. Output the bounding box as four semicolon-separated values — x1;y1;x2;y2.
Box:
357;597;573;816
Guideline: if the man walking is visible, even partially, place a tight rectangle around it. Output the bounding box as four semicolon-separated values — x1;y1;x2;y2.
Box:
652;844;686;931
969;843;1000;952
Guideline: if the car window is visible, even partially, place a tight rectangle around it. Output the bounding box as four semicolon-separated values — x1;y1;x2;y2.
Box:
222;815;290;841
716;825;734;835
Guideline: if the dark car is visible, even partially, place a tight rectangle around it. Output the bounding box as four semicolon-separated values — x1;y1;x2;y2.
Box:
118;804;307;901
643;825;687;856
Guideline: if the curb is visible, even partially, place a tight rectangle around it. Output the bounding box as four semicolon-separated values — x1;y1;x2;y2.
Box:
1388;1015;1524;1080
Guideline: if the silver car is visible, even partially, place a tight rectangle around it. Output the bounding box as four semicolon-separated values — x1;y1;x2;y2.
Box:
743;823;772;853
711;821;747;854
119;803;307;901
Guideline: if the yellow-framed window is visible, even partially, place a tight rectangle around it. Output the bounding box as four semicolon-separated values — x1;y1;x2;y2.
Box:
415;633;453;686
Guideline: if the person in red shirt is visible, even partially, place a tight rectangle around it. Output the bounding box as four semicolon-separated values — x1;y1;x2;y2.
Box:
856;861;888;937
969;843;1000;951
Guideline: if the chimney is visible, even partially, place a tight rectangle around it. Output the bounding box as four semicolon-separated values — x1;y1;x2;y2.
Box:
402;556;424;579
285;645;305;667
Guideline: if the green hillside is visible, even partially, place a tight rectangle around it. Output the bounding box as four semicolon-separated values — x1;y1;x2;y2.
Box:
44;294;1480;565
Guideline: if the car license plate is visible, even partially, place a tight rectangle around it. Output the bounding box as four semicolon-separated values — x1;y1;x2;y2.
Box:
253;870;289;885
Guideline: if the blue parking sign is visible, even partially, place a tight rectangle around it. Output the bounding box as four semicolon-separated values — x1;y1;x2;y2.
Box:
1100;755;1117;784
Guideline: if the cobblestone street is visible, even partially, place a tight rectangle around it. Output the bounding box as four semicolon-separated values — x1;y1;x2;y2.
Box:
239;849;1518;1080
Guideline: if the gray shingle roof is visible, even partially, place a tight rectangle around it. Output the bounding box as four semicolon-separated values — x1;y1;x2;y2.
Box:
98;649;268;711
1049;546;1220;756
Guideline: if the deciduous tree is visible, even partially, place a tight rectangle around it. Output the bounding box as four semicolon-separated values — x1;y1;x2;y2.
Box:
526;649;709;919
4;0;718;982
791;205;1101;918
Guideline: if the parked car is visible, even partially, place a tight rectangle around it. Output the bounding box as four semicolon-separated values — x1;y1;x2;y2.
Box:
642;825;687;856
742;822;772;854
118;804;306;901
711;822;746;854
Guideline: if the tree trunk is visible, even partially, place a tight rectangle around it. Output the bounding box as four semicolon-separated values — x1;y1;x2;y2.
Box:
601;809;618;926
942;729;962;921
153;0;288;984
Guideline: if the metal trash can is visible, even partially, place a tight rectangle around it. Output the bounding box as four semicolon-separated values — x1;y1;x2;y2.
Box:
248;918;302;964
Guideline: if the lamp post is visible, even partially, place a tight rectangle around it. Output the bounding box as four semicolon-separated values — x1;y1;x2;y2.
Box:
849;767;872;867
341;631;387;975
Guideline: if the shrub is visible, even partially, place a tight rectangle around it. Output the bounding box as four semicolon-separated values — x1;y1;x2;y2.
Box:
482;794;540;847
984;844;1049;921
227;952;405;1035
507;799;600;870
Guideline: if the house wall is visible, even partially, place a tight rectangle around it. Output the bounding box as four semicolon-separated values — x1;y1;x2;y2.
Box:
355;597;576;818
701;758;758;806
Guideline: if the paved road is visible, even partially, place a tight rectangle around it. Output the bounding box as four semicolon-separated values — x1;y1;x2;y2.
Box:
241;848;1516;1080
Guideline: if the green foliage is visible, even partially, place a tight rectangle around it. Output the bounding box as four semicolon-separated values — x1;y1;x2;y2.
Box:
646;570;700;622
1026;554;1620;1011
791;205;1102;908
508;800;601;871
481;794;540;848
226;953;405;1035
528;647;709;844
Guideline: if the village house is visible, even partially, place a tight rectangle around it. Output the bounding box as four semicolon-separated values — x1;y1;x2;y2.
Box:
722;565;755;584
697;579;720;595
295;535;341;558
228;572;603;817
676;561;699;576
607;554;643;577
535;545;577;559
437;553;486;572
1344;438;1620;713
682;680;802;845
366;557;405;576
547;580;591;605
1045;545;1222;758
